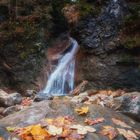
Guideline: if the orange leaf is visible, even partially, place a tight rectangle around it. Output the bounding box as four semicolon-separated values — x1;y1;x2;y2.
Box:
0;137;4;140
100;126;118;140
85;118;105;125
117;128;138;140
75;106;89;115
112;118;132;128
21;98;32;106
30;124;49;140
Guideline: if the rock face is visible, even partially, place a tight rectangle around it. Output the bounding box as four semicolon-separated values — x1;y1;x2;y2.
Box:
0;97;140;140
0;0;51;93
0;90;22;107
73;0;140;90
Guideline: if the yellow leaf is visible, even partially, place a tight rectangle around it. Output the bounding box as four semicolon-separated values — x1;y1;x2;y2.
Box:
45;118;53;124
48;125;63;136
30;124;49;140
117;128;138;140
112;118;132;128
75;106;89;115
6;126;17;132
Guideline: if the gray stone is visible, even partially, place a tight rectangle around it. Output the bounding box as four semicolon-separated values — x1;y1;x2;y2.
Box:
0;127;21;140
0;90;22;107
25;90;36;97
109;92;140;122
2;106;21;116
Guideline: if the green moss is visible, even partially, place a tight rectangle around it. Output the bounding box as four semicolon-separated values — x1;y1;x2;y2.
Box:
76;1;101;18
122;36;140;49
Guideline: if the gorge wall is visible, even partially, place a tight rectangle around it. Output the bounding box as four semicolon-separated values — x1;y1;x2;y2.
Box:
0;0;140;93
73;0;140;91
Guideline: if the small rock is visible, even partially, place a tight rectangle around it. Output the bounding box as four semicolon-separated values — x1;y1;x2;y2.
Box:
71;92;88;103
0;90;22;107
25;90;36;97
34;92;53;102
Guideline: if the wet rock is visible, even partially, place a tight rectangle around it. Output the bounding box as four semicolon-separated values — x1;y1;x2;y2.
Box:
0;97;139;139
2;106;21;116
0;97;139;129
0;100;51;127
0;127;20;140
25;90;36;97
34;92;53;102
0;127;11;140
108;92;140;122
0;90;22;107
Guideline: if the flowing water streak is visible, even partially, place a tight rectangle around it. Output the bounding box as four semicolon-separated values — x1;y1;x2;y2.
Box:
42;38;79;96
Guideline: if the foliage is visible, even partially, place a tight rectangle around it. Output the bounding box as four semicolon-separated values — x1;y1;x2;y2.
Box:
50;0;72;34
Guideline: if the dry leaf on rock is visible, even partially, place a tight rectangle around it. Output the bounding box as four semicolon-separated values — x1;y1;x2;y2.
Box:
21;97;32;106
6;126;17;132
112;118;132;128
0;137;4;140
117;128;138;140
70;124;96;135
100;126;118;140
19;124;49;140
48;125;63;136
85;118;105;125
134;130;140;135
75;106;89;115
30;124;49;140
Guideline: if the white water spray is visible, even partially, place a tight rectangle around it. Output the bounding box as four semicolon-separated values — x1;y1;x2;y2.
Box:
41;38;79;96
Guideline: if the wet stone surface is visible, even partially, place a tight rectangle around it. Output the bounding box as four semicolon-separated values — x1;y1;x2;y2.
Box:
0;97;139;140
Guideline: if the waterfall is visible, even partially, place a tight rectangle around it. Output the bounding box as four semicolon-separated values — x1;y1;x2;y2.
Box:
41;38;79;96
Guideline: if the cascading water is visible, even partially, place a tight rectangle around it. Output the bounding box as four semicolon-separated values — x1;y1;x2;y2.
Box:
41;38;79;96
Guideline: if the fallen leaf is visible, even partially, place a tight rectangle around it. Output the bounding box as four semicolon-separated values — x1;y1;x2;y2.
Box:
48;125;63;136
19;125;49;140
30;124;49;140
134;130;140;135
85;118;105;125
0;137;4;140
70;124;96;135
117;128;138;140
6;126;17;132
21;97;32;106
23;135;33;140
112;118;132;128
100;126;118;140
75;106;89;115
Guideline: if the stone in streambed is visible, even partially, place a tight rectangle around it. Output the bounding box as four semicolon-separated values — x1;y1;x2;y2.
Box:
34;92;53;101
2;106;21;116
107;92;140;122
0;90;22;107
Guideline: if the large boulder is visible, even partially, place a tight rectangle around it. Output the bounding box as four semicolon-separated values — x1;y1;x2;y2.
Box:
0;97;139;140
